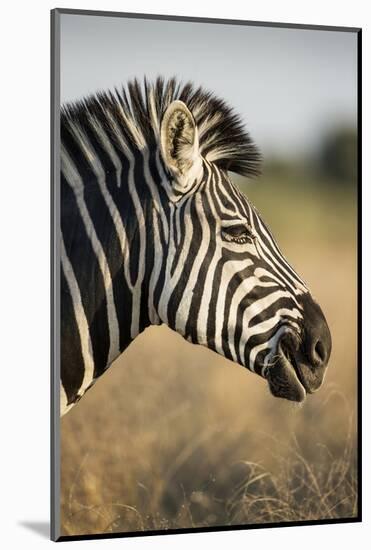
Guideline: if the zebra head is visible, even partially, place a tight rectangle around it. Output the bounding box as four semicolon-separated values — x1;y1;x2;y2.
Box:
156;99;331;403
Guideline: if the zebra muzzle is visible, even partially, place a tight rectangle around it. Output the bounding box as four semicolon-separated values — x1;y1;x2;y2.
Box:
266;294;332;403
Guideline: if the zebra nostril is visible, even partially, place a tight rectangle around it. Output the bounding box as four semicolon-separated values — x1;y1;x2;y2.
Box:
312;339;326;366
298;293;332;371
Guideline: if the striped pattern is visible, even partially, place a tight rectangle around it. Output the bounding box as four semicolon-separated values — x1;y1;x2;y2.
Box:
60;78;309;416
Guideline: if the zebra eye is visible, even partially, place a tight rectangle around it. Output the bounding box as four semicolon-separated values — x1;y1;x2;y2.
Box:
222;223;255;244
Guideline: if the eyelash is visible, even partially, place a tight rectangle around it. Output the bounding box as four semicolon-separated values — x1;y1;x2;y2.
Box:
221;224;255;244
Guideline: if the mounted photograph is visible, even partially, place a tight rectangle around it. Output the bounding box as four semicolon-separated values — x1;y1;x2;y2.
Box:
51;8;361;542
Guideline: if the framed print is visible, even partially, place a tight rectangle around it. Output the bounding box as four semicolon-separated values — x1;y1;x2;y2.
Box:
51;8;361;542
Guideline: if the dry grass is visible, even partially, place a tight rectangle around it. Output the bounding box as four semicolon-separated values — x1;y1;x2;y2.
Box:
60;183;358;537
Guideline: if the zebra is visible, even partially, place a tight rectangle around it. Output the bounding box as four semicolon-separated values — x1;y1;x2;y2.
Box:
60;77;331;417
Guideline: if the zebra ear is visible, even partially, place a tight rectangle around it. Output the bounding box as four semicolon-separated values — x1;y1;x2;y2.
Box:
160;100;203;192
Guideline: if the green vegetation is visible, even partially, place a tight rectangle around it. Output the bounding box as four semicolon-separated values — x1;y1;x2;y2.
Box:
317;126;357;185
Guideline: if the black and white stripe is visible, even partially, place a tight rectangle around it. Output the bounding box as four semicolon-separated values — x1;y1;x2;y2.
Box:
60;77;311;416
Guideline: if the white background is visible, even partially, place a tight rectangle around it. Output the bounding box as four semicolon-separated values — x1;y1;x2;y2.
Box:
0;0;368;548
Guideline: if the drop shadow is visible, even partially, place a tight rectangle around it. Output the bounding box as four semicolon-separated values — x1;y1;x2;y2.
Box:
19;521;50;539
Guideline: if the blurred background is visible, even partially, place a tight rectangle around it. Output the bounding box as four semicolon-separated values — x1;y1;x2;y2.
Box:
59;13;358;536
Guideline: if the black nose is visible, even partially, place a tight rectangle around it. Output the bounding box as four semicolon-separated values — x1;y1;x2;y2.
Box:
300;293;332;369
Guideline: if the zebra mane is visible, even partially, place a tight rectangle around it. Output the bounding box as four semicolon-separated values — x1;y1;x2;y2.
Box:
61;76;261;177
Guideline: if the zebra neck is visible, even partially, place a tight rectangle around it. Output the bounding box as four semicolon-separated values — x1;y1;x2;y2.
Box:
61;144;162;401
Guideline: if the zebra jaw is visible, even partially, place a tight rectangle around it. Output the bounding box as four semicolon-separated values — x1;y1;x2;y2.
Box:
266;335;307;403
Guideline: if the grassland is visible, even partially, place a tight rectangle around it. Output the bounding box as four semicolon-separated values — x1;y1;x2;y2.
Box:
60;171;358;536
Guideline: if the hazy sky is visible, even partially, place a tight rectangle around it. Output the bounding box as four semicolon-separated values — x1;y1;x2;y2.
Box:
60;14;357;158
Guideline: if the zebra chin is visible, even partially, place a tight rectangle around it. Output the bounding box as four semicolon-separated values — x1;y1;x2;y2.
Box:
266;336;307;403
